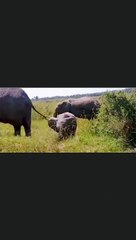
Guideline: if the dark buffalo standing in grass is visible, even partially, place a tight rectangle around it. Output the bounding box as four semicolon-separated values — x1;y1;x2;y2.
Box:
0;88;47;136
48;112;77;140
54;97;100;120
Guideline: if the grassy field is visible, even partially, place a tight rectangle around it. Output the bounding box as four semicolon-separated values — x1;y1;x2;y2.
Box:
0;117;126;153
0;98;135;153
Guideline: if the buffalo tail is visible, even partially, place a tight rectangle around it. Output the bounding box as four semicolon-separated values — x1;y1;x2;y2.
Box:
31;104;48;120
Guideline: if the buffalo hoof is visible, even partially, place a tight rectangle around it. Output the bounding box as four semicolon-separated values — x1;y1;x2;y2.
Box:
26;132;31;137
14;132;21;136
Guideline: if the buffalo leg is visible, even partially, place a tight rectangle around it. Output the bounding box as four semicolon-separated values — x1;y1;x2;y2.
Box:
14;125;21;136
23;119;31;137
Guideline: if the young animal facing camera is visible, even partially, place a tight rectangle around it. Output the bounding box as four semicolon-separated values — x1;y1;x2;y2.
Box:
48;112;77;140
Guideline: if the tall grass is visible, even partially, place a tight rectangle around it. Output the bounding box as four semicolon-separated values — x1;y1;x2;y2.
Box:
0;93;136;153
0;118;125;153
32;100;59;120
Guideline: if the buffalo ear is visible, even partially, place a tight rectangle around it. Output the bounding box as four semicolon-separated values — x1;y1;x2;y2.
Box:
62;101;68;106
64;101;71;110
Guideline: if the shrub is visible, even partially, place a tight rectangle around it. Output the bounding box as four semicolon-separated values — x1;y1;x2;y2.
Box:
95;91;136;147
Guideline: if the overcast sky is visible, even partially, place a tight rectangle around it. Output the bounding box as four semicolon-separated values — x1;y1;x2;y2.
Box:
22;88;126;99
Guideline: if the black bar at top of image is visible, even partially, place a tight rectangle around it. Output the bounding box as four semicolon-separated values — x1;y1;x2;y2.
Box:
1;79;135;88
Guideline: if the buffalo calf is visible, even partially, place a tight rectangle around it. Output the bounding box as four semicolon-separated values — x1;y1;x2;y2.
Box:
48;112;77;140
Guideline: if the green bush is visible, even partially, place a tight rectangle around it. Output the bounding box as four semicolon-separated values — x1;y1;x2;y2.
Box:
95;91;136;147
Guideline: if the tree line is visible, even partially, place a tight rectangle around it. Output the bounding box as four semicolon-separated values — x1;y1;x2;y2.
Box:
32;88;135;101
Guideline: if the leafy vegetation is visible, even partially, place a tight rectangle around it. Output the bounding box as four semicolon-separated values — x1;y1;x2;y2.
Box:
94;91;136;147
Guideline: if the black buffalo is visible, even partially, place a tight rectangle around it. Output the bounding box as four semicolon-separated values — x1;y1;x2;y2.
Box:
0;88;47;136
54;97;100;120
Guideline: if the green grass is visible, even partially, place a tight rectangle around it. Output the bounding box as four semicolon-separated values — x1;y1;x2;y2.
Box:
31;100;59;120
0;99;135;153
0;118;126;153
